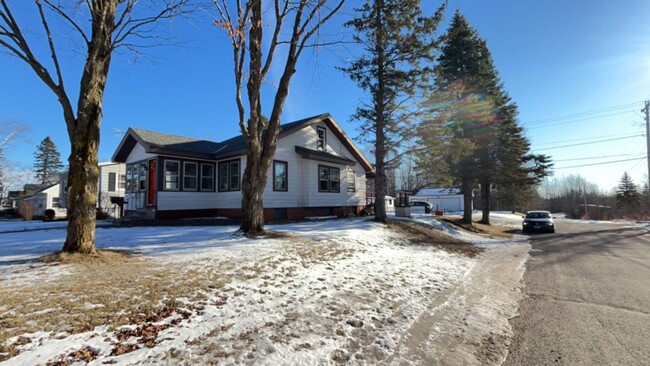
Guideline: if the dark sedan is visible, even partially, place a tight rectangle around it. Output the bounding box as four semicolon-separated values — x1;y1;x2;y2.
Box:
522;210;556;233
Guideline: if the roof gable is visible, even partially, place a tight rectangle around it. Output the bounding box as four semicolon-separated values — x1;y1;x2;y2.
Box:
113;128;222;162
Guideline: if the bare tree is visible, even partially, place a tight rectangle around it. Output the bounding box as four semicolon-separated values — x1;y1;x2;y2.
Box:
0;120;31;203
213;0;345;236
396;153;425;192
0;120;30;151
0;0;191;253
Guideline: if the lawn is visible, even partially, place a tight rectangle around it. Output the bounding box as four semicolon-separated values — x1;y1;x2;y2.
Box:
0;215;519;365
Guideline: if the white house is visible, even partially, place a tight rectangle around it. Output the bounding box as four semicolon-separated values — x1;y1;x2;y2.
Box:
97;162;127;217
21;182;66;219
111;113;374;221
59;162;127;218
410;188;464;212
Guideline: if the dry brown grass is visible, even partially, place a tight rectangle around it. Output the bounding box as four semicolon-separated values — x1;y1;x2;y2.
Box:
0;250;231;362
388;220;483;257
439;217;515;239
0;221;487;363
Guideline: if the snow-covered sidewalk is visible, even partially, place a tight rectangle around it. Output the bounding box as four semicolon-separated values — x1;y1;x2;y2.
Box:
0;215;529;365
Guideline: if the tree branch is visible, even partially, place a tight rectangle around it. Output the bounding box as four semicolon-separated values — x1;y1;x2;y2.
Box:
42;0;90;44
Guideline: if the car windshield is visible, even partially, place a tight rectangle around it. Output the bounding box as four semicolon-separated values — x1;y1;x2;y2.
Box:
526;212;550;219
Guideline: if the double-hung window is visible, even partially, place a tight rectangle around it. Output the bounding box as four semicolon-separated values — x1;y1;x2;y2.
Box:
318;165;340;193
218;159;240;192
347;170;355;192
164;160;180;190
273;161;288;191
108;172;117;192
201;164;214;191
119;174;126;190
183;162;198;191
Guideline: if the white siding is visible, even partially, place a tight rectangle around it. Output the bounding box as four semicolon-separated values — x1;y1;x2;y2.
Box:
30;184;66;217
411;195;463;212
125;144;154;163
98;163;126;197
263;129;309;208
157;191;219;210
212;123;367;209
264;124;366;208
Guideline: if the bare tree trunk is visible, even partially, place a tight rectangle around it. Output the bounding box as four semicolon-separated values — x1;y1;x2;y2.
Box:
462;180;473;224
1;1;191;253
63;141;99;253
240;138;270;236
62;2;115;253
215;0;344;236
479;179;490;225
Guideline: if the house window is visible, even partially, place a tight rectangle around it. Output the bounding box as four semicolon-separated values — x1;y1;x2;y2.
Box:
319;165;340;193
347;170;355;193
183;162;198;191
164;160;180;190
52;197;60;208
108;172;117;192
126;165;135;192
273;160;288;192
201;164;214;191
218;159;240;192
317;126;326;151
139;163;147;191
119;174;126;190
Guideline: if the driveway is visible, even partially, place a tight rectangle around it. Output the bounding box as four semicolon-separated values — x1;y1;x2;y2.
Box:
505;220;650;365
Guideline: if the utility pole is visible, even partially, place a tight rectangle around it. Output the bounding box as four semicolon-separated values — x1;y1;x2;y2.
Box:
644;101;650;194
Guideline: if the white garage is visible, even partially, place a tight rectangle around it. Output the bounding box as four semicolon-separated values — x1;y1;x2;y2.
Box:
410;188;464;213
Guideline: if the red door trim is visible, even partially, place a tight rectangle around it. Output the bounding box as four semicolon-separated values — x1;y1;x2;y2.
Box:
147;159;156;206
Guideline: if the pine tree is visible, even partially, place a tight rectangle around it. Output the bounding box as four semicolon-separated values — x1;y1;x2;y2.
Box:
616;172;639;214
339;0;446;223
33;136;63;184
418;11;551;223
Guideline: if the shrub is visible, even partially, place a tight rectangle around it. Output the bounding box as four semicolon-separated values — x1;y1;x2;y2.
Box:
44;209;56;221
18;201;35;221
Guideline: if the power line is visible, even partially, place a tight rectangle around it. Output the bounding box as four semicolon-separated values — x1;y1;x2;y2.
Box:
534;134;645;151
554;157;646;170
533;131;643;147
526;110;637;130
523;101;643;126
552;153;645;162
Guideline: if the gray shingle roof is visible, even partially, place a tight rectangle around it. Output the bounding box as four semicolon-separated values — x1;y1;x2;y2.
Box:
131;128;222;155
113;113;373;173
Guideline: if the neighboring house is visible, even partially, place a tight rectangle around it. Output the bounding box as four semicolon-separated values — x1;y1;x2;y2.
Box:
385;195;395;209
20;182;66;219
4;191;23;209
59;162;127;218
111;113;373;220
411;188;464;212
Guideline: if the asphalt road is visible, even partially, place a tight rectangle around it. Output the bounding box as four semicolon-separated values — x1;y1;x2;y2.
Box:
504;219;650;366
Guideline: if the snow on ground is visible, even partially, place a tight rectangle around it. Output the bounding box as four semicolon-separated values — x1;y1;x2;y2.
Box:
1;214;526;365
0;219;113;234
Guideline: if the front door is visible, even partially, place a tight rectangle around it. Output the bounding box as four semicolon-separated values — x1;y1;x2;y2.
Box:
147;159;156;205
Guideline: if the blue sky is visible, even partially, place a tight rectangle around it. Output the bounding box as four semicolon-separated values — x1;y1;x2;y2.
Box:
2;0;650;192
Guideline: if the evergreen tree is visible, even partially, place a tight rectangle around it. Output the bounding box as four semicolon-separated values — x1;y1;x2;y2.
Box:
33;136;63;184
340;0;446;223
418;11;551;224
616;172;639;213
